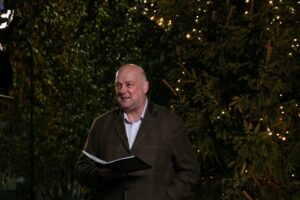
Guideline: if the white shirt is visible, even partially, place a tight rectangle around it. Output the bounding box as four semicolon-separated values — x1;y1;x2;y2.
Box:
124;100;148;149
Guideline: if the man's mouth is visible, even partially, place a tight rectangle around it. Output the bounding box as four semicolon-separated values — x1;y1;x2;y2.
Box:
120;96;130;100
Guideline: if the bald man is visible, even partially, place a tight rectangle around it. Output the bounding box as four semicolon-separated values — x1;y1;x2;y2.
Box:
75;64;200;200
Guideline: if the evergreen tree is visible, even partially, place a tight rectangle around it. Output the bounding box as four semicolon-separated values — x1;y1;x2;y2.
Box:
155;0;300;199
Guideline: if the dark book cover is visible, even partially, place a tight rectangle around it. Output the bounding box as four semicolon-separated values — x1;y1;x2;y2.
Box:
82;150;151;173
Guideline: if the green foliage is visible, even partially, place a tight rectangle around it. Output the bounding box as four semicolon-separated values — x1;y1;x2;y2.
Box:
162;0;300;199
1;0;169;199
1;0;299;199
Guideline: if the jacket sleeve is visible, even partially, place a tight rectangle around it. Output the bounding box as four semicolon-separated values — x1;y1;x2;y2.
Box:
166;122;201;200
74;124;124;189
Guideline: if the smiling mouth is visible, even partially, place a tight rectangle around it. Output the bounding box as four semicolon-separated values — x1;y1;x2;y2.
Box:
120;96;130;100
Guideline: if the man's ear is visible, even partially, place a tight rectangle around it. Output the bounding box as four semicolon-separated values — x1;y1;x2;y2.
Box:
143;80;149;94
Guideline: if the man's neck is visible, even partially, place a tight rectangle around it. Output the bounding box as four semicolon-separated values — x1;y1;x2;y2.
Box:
124;99;148;123
125;112;141;123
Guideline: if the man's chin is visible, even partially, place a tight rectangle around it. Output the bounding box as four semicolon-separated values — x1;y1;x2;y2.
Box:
119;104;131;111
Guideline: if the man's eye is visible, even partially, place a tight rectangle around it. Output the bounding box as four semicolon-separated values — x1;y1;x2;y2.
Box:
126;83;134;87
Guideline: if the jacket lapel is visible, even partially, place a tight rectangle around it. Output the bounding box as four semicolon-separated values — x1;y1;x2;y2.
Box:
131;101;157;152
112;109;130;152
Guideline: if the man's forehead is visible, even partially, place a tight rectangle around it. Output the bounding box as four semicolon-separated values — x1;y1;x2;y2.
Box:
116;71;139;80
116;65;143;77
115;80;135;83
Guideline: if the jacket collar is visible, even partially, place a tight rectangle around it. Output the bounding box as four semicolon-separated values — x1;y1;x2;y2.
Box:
112;100;157;152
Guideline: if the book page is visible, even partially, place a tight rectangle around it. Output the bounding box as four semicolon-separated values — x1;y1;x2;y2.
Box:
82;150;107;164
82;150;135;165
106;155;135;164
82;150;151;173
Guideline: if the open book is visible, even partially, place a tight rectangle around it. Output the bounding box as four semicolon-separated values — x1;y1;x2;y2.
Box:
82;150;151;173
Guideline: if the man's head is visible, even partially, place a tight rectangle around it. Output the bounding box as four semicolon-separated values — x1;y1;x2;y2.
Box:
115;64;149;114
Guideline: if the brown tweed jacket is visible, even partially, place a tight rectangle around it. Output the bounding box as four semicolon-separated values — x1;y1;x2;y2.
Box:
75;101;200;200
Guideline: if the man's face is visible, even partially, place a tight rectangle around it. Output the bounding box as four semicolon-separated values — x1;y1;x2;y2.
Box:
115;66;148;113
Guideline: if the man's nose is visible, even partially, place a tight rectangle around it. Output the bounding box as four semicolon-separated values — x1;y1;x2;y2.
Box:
118;85;127;93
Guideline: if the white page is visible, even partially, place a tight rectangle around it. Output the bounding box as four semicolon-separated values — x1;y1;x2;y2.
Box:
82;150;108;164
82;150;135;165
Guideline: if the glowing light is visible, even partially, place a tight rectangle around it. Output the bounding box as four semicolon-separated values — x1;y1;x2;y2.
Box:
186;33;191;39
267;128;273;136
0;10;13;18
268;132;273;136
0;43;6;51
290;7;295;14
0;10;15;30
157;17;164;26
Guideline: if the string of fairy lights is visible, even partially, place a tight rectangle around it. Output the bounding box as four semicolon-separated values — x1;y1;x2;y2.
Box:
137;0;300;142
135;0;299;186
139;0;300;45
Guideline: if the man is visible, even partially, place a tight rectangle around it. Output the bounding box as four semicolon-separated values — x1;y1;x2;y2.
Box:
75;64;200;200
